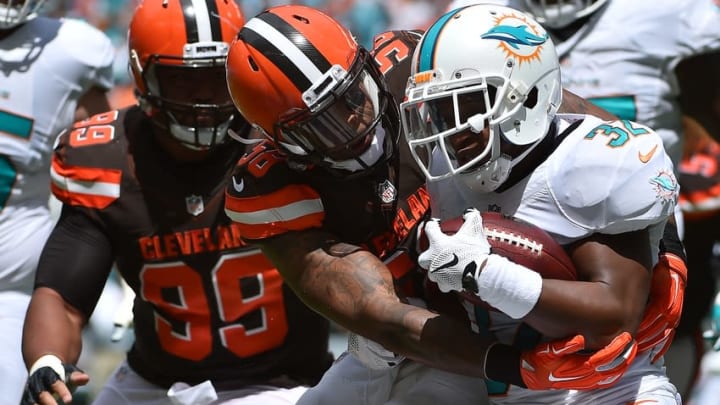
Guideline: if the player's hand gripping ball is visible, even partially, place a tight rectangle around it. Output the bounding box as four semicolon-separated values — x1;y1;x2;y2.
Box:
419;210;576;309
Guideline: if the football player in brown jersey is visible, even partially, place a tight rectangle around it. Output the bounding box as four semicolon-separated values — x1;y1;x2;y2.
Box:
223;5;643;404
19;1;334;405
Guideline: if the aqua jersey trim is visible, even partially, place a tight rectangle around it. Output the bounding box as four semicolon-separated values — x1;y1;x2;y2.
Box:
588;96;637;121
0;110;33;139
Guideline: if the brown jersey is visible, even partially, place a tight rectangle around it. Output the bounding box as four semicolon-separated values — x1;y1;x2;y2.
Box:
225;31;430;295
40;107;332;389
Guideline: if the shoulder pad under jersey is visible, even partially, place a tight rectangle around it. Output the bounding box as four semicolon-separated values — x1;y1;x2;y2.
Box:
224;141;325;240
54;17;115;90
372;30;423;103
547;116;678;234
50;109;128;209
681;0;720;55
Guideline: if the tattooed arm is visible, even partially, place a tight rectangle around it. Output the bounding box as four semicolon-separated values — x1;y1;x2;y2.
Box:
257;228;522;382
559;89;618;120
256;228;640;390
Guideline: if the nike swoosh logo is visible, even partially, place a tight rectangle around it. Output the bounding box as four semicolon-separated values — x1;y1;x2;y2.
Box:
232;176;245;193
638;144;658;163
551;345;579;356
432;254;459;273
547;372;581;383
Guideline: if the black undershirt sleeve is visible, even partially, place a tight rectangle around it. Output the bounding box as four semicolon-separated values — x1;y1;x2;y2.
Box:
485;344;525;388
34;204;115;319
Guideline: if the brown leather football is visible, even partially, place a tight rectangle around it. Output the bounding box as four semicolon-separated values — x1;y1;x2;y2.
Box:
421;210;577;309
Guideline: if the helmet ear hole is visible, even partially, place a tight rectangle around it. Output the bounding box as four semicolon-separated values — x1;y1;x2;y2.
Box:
292;14;310;24
247;56;259;72
523;87;538;109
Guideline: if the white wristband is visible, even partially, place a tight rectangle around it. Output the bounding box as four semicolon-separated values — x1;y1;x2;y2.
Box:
476;254;543;319
29;354;66;381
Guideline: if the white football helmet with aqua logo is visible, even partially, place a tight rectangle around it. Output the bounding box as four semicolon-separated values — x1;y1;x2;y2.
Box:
401;3;562;192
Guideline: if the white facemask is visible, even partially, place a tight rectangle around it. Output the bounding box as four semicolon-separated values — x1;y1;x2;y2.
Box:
168;118;232;150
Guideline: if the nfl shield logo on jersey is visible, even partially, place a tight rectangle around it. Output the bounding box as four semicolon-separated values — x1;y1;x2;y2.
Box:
185;195;205;216
378;180;397;205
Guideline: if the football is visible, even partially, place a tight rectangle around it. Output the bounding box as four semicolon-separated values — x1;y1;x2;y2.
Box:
420;210;577;309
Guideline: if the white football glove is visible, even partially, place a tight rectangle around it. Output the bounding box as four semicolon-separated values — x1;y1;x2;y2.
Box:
419;208;490;293
347;332;405;370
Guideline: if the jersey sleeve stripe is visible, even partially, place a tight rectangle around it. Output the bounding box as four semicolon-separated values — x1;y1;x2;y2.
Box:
227;209;325;240
226;182;323;214
225;184;325;239
50;160;121;209
226;198;324;225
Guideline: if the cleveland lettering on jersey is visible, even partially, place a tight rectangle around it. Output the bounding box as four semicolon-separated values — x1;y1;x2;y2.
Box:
138;223;246;260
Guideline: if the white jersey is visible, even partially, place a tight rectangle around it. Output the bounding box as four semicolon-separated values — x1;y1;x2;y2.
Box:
0;17;114;293
428;114;680;402
430;114;677;246
552;0;720;164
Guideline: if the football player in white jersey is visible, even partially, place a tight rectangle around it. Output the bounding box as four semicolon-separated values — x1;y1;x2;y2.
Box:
522;0;720;396
445;0;720;396
403;4;683;404
0;0;114;402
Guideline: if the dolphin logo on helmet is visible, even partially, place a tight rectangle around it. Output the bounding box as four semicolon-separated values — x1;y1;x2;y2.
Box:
481;25;549;49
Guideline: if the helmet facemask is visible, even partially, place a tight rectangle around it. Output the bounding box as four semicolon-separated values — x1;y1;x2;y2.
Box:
402;68;559;192
0;0;46;29
273;48;395;174
132;42;236;151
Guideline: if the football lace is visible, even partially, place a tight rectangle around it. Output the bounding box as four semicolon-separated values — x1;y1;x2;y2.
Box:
484;227;544;255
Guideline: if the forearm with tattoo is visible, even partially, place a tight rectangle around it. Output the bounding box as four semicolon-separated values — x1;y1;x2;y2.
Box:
255;230;525;385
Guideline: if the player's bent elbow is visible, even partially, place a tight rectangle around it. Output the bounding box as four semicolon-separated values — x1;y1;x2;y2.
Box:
352;298;426;352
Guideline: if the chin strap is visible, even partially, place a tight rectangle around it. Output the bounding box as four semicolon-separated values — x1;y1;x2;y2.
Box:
227;128;263;145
